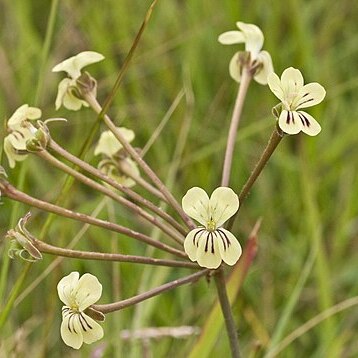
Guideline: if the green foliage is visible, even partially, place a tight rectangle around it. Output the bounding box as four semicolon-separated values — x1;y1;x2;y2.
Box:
1;0;358;356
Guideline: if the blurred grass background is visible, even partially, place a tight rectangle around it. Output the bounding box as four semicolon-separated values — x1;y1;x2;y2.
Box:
0;0;358;356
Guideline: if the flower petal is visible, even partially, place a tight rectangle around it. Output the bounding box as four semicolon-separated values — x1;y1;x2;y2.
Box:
297;111;321;136
268;72;285;102
76;273;102;310
253;50;274;85
57;272;80;306
236;22;264;58
196;231;222;269
55;78;72;110
281;67;304;95
216;228;242;266
218;31;245;45
184;228;206;262
7;104;42;129
278;110;302;135
61;309;84;349
52;51;105;79
94;128;134;157
209;187;239;227
296;83;326;109
79;312;104;345
229;52;242;83
182;187;210;226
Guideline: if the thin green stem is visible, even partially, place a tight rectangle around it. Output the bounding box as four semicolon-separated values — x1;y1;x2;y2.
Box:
92;269;209;314
0;179;186;258
35;240;197;269
221;68;252;187
214;269;240;358
228;128;283;230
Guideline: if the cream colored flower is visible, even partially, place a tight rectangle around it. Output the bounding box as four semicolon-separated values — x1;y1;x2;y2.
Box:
182;187;242;269
57;272;104;349
95;128;139;188
218;21;273;84
94;128;134;157
268;67;326;136
52;51;104;111
4;104;41;168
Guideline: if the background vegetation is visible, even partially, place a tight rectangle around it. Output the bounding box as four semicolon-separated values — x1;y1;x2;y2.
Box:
0;0;357;356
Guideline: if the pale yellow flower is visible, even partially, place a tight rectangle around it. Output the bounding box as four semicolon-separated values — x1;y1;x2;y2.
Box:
268;67;326;136
182;187;242;269
57;272;104;349
3;104;41;168
52;51;104;111
218;22;273;84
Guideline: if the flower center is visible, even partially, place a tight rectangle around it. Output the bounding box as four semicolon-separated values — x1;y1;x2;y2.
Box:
206;218;217;231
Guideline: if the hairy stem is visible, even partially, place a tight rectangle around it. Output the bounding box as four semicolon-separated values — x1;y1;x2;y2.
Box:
221;68;252;187
83;93;196;231
214;268;240;358
92;269;209;314
35;240;197;269
0;179;186;258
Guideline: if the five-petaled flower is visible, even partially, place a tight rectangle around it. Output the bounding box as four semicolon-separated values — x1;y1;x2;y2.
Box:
52;51;104;111
182;187;242;269
268;67;326;136
95;128;140;188
57;272;104;349
4;104;41;168
218;21;274;85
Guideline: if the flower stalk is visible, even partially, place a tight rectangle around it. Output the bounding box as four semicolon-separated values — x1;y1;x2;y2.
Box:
0;179;186;258
228;127;283;230
36;150;184;245
214;268;240;358
83;92;196;231
34;240;198;269
49;140;186;236
221;68;252;187
92;269;209;314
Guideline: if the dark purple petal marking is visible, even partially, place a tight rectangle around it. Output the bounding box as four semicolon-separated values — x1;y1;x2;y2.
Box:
79;312;93;332
297;93;314;107
298;112;310;127
193;228;205;247
286;111;294;124
216;229;231;251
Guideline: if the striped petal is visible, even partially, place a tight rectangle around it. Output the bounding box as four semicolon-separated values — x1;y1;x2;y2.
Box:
278;110;302;135
216;228;242;266
296;83;326;109
196;231;222;269
297;111;321;136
